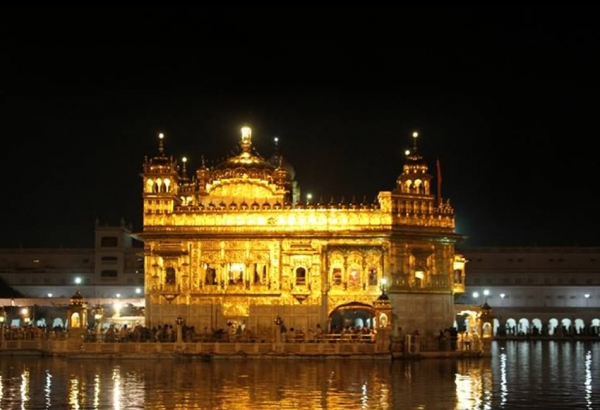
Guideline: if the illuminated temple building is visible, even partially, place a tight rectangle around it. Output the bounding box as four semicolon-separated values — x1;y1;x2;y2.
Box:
139;127;466;338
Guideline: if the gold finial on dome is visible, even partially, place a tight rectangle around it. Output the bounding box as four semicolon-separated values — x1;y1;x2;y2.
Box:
412;131;419;151
158;132;165;156
241;126;252;153
182;156;188;176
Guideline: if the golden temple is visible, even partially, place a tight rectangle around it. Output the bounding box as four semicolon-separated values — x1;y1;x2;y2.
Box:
139;127;466;340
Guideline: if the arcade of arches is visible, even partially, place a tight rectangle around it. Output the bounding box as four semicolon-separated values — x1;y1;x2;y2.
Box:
455;310;600;338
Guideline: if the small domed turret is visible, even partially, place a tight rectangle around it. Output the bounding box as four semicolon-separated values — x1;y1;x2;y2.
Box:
395;132;432;196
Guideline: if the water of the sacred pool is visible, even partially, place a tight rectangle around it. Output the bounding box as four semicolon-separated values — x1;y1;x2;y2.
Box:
0;341;598;409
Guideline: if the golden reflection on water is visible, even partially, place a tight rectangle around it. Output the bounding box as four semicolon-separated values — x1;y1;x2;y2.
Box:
112;368;121;410
93;374;100;409
69;377;79;409
0;355;489;410
2;345;600;409
21;369;29;409
454;360;492;410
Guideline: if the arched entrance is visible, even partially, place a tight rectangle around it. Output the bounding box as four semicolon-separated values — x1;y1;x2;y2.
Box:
328;302;375;332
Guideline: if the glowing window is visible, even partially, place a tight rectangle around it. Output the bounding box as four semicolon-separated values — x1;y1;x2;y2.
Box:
348;268;360;286
332;268;342;285
146;179;154;193
205;264;217;285
368;268;378;286
228;263;244;285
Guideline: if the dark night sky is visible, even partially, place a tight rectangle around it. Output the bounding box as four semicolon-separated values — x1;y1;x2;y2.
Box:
1;5;599;248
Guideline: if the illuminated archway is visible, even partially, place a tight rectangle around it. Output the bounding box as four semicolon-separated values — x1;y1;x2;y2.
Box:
531;318;543;336
574;318;585;335
328;302;375;332
454;309;478;334
505;318;517;335
591;318;600;336
548;318;559;336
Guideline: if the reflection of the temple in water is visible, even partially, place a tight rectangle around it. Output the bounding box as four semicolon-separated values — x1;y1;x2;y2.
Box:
1;345;595;410
0;358;395;410
0;358;491;409
455;359;493;410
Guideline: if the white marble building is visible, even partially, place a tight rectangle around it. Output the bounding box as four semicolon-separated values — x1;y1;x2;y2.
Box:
457;247;600;336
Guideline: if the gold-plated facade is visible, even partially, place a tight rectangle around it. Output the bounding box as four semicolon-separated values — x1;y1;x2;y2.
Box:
139;127;465;339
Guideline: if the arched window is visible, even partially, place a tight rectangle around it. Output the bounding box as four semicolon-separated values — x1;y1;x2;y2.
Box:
348;267;360;287
146;179;154;193
228;263;244;285
204;264;217;285
296;267;306;286
414;179;422;194
379;313;388;328
70;312;81;328
368;268;378;286
165;267;176;285
332;267;342;285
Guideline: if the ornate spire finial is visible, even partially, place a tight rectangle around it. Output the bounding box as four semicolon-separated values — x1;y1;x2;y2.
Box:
181;157;188;178
241;126;252;153
412;131;419;152
158;132;165;156
272;136;281;157
201;155;206;168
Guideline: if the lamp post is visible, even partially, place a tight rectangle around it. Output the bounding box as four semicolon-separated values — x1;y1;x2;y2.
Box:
483;289;490;304
381;278;388;295
585;293;590;308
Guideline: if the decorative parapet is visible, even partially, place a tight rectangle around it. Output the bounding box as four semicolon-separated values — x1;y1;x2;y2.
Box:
389;274;452;292
142;209;454;231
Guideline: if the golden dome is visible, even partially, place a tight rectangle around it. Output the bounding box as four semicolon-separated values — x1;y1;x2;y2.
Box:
212;126;282;182
69;290;86;307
